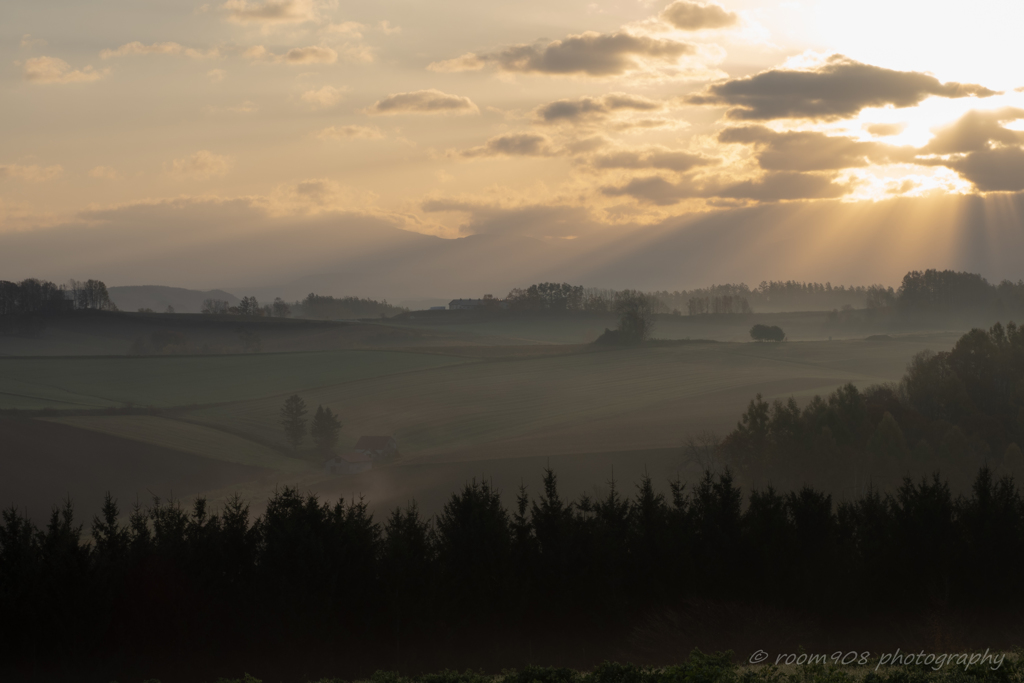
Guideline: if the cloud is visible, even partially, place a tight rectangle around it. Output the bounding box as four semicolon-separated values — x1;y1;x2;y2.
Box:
21;34;47;48
301;85;345;109
88;166;119;180
244;44;338;64
592;147;716;172
22;56;107;84
318;125;384;140
222;0;318;24
461;133;554;158
421;198;598;237
718;125;910;171
444;31;695;78
535;93;663;123
601;175;700;205
915;108;1024;191
864;122;907;137
100;42;219;59
686;55;998;120
716;171;853;201
0;163;64;182
369;89;479;115
940;148;1024;192
427;53;487;73
661;1;738;30
921;107;1024;154
324;21;365;38
208;68;227;82
601;169;853;204
283;46;337;64
378;21;401;35
168;150;232;179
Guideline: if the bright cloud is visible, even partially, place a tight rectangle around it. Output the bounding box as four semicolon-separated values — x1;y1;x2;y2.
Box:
22;56;106;84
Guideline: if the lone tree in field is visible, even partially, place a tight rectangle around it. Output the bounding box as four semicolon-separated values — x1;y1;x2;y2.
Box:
280;395;308;448
311;405;342;453
615;290;656;343
750;324;785;342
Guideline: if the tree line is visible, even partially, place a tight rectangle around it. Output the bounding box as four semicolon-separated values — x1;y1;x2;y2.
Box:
487;271;1024;318
719;321;1024;495
2;465;1023;674
0;278;116;315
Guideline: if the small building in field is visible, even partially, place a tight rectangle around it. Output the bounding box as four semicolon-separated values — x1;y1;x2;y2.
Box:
353;435;398;461
325;450;373;474
448;299;486;310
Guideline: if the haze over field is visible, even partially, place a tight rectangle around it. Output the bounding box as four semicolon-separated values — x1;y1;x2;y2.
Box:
4;0;1024;298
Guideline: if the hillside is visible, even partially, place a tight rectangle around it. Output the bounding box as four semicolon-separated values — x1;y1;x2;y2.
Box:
107;285;240;313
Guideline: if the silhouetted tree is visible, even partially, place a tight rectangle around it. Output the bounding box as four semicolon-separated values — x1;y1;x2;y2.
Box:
614;290;655;342
280;394;309;448
272;297;291;318
750;324;785;341
311;405;342;453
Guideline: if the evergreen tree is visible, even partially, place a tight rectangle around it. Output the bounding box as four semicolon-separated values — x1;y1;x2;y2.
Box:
280;394;309;448
311;405;342;453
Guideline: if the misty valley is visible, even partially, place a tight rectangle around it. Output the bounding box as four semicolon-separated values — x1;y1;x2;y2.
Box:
1;270;1023;682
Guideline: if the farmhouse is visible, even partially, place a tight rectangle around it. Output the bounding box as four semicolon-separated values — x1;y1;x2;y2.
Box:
448;299;486;310
353;435;398;461
325;450;373;474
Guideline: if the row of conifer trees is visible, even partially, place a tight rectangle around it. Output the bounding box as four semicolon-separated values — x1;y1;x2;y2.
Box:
2;466;1024;673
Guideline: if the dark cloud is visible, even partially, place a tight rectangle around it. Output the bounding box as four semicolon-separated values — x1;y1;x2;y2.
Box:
922;107;1024;154
661;0;738;30
487;32;695;76
718;125;912;171
941;148;1024;192
370;89;478;115
913;108;1024;191
686;55;998;120
864;122;907;136
421;199;598;236
592;147;716;172
536;93;662;123
601;175;700;205
461;133;553;157
716;171;853;200
602;168;853;204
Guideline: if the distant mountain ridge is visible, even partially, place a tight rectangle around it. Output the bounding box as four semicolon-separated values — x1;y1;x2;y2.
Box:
107;286;240;313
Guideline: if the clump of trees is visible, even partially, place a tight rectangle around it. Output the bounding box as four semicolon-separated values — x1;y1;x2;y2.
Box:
749;324;785;342
654;281;871;314
294;293;407;320
0;278;116;315
722;321;1024;494
279;395;342;453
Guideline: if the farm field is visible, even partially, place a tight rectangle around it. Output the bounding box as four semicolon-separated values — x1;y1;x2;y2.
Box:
188;333;956;459
0;349;474;410
388;309;974;344
43;415;310;472
1;330;963;521
0;417;272;522
0;310;520;357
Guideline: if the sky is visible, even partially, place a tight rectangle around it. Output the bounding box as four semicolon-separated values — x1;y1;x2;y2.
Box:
2;0;1024;297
